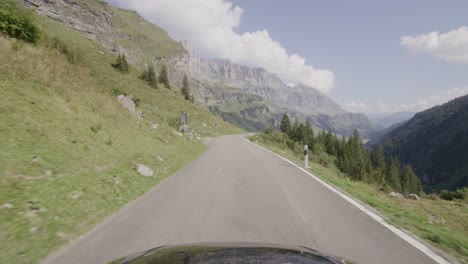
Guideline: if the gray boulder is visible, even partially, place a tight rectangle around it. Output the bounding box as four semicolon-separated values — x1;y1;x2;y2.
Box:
117;95;141;118
0;203;14;209
173;131;183;137
408;193;420;201
389;191;404;198
136;164;153;177
156;156;165;163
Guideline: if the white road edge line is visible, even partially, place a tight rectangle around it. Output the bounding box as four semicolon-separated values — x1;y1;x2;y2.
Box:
241;136;451;264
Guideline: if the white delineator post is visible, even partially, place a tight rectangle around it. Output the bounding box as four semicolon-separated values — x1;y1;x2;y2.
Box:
304;145;308;168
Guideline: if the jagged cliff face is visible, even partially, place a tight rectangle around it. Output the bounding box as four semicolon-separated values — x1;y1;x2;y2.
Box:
159;41;375;134
24;0;377;135
161;41;346;116
24;0;119;51
23;0;185;64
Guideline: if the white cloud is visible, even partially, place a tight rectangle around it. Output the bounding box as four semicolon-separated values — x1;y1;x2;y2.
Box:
344;87;468;113
108;0;334;92
401;26;468;63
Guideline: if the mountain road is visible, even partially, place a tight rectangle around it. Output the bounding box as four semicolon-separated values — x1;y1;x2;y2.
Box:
41;135;440;264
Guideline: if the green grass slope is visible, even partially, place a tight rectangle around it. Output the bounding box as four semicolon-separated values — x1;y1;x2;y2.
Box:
111;6;186;68
0;11;242;264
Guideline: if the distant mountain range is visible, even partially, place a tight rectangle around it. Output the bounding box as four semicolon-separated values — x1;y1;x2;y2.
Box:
24;0;378;136
368;95;468;191
367;111;415;129
160;41;379;135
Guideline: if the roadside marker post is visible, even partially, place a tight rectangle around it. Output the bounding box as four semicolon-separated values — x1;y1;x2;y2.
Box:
180;112;189;141
304;145;308;168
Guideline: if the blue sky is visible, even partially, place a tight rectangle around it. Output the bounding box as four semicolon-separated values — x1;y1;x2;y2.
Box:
109;0;468;113
230;0;468;112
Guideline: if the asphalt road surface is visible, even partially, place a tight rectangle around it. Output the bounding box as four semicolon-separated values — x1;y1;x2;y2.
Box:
41;135;438;264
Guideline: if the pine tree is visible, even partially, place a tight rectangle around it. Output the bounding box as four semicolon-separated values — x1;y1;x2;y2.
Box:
181;74;190;100
297;123;306;143
289;119;297;141
112;53;129;73
158;65;170;89
280;113;291;136
401;165;412;194
303;120;315;148
401;165;423;194
371;144;386;170
386;157;401;191
139;65;157;88
121;54;129;73
370;144;386;183
336;136;352;175
324;130;336;156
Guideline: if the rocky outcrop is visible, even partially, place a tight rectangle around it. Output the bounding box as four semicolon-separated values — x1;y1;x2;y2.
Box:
389;191;404;198
160;41;346;117
117;95;141;118
135;164;153;177
24;0;119;51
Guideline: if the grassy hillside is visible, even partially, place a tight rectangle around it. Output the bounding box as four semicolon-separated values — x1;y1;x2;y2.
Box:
111;6;186;68
0;7;241;264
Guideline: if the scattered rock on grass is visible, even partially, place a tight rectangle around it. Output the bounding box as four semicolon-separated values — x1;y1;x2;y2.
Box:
136;164;153;177
67;191;82;199
117;95;141;118
44;169;53;177
156;156;165;163
389;191;404;198
408;193;420;201
0;203;14;209
173;131;183;137
32;156;41;163
428;214;446;224
150;123;158;130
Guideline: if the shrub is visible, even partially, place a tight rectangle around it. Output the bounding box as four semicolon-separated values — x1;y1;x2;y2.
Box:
0;0;41;43
132;97;141;107
43;35;84;64
111;53;129;73
439;189;465;201
140;65;157;88
111;87;124;96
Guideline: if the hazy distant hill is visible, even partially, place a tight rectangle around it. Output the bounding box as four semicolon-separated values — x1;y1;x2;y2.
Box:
367;111;415;128
368;95;468;191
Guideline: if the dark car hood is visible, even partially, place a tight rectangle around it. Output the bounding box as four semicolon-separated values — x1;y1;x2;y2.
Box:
108;242;357;264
